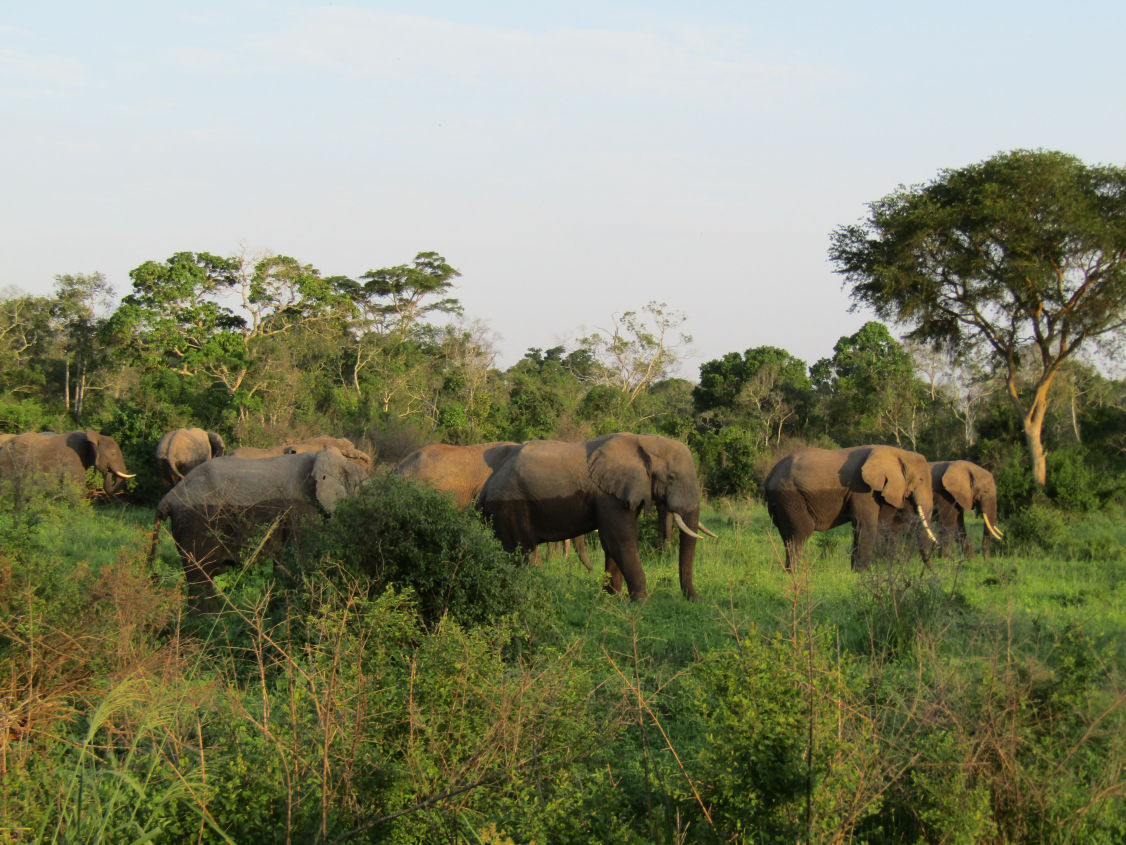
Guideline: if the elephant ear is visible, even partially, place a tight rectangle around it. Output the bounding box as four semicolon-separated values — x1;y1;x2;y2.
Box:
207;431;226;458
941;463;975;512
860;447;907;508
590;434;652;512
312;449;351;514
74;429;100;467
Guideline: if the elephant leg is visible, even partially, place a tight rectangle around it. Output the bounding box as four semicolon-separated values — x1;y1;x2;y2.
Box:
851;520;878;571
956;514;975;557
598;514;647;600
573;534;592;571
783;537;805;571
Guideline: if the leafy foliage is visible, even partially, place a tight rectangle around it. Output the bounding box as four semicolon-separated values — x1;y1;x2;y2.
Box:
304;473;524;627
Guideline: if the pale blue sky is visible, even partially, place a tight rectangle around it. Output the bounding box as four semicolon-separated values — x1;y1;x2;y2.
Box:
3;2;1123;376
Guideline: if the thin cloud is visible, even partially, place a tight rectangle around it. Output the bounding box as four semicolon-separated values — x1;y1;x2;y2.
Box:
0;47;86;97
228;7;848;104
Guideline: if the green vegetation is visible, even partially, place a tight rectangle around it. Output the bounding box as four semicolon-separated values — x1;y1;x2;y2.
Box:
2;488;1125;843
3;147;1126;841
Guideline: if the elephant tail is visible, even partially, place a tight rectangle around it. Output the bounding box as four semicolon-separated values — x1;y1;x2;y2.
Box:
146;516;164;570
147;496;172;570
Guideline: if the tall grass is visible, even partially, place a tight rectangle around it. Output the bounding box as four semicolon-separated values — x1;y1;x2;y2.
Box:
2;494;1124;842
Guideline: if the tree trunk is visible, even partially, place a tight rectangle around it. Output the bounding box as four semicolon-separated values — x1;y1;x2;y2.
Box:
1007;367;1053;488
1023;413;1047;487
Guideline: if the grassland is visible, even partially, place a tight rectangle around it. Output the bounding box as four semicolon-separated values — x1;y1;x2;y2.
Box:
2;492;1124;843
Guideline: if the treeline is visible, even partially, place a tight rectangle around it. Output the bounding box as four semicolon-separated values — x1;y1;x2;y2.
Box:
2;249;1125;511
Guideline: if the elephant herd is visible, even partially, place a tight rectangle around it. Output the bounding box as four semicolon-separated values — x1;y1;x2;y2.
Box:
763;444;1004;571
0;427;1003;611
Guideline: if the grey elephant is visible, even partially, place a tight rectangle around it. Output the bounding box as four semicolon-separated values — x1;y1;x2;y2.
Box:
151;448;370;607
397;441;594;570
0;429;135;495
155;427;226;487
763;444;937;571
893;460;1003;559
478;432;706;601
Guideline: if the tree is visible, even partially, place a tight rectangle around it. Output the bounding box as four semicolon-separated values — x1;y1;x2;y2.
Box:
52;272;115;417
829;149;1126;485
694;346;811;447
810;322;927;448
578;301;692;406
350;251;462;344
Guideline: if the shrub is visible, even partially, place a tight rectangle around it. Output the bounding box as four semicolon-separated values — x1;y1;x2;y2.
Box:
693;427;762;498
686;626;885;842
1004;501;1070;555
1046;446;1101;511
304;473;523;627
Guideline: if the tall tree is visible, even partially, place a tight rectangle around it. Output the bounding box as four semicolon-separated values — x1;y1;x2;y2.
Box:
829;149;1126;485
810;322;926;448
579;301;692;406
694;346;811;447
52;272;115;417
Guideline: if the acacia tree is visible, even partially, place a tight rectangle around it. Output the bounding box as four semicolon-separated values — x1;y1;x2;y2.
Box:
829;150;1126;485
579;301;692;406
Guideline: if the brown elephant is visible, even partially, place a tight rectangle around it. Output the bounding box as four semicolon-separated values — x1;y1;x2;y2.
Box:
892;460;1003;559
0;429;135;495
396;441;593;570
230;435;370;466
155;427;226;488
478;433;706;601
151;448;370;608
763;444;937;571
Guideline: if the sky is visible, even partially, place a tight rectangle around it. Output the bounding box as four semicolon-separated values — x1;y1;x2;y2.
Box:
3;1;1124;379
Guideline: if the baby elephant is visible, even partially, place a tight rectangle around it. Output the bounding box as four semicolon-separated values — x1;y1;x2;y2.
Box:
151;448;369;609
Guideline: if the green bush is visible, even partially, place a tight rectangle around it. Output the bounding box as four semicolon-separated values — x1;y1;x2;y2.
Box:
1047;446;1101;511
304;473;524;627
686;626;884;842
693;427;762;498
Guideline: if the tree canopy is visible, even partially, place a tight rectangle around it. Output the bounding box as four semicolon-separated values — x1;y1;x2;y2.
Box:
829;149;1126;484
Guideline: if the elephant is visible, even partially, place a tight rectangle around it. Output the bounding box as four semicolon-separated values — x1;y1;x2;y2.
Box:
151;447;370;608
230;435;370;466
155;427;226;488
396;441;523;508
763;444;937;572
891;460;1004;559
0;429;135;495
478;432;706;601
396;441;593;570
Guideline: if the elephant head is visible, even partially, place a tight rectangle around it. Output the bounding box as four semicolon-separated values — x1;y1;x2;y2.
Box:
311;447;370;513
859;445;936;544
936;460;1003;554
67;429;134;494
589;432;704;599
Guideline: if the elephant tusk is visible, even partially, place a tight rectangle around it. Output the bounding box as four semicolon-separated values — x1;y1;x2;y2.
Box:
983;512;1005;540
697;521;719;539
672;511;704;540
917;504;938;544
114;471;136;479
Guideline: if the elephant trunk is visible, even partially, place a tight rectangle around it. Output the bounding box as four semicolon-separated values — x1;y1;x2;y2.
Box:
676;508;700;601
980;497;1002;557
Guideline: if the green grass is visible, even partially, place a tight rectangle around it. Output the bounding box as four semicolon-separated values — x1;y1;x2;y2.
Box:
3;495;1125;843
